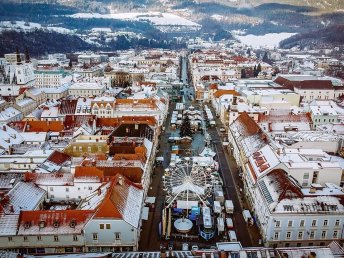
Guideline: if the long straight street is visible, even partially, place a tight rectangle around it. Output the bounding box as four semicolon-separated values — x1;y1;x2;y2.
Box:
139;53;261;251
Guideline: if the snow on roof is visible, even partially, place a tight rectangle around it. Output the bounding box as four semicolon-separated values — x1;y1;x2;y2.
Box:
0;107;21;121
41;106;59;118
274;131;340;143
20;132;47;142
249;145;280;178
18;210;94;235
0;215;19;236
34;173;74;186
3;182;46;214
16;98;35;107
275;195;344;214
82;175;144;228
0;125;23;149
41;85;70;94
69;82;104;90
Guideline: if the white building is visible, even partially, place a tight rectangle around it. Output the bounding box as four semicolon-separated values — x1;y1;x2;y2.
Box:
68;82;106;97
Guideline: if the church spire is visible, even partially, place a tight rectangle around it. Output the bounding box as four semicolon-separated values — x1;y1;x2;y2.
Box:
16;47;22;65
25;47;30;63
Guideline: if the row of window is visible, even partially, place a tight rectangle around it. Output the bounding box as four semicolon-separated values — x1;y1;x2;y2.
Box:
72;145;103;152
275;219;340;228
9;235;78;242
92;232;120;241
50;186;93;191
94;110;112;115
274;230;339;240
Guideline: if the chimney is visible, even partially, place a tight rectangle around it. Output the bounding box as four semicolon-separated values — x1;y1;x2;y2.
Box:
2;125;6;131
9;205;14;213
118;176;123;186
232;96;238;105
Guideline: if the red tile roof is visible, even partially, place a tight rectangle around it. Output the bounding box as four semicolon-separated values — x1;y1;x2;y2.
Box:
213;90;240;98
274;76;334;90
24;121;64;132
19;209;94;233
47;150;71;166
93;174;142;219
96;116;157;127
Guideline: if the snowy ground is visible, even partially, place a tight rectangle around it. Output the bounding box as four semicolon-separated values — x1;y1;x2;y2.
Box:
69;12;200;27
233;32;297;48
0;21;73;34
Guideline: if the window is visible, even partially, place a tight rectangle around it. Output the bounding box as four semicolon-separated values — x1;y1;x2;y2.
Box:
323;220;328;226
93;233;98;241
88;186;92;190
297;232;303;240
321;231;327;238
37;236;42;241
300;220;305;227
24;236;28;241
303;173;309;179
73;235;78;241
99;224;105;230
54;235;59;242
288;220;293;227
310;231;315;239
275;220;281;228
311;219;317;227
333;231;338;238
106;224;111;230
88;146;91;152
274;232;279;240
297;243;302;247
286;231;291;239
8;237;12;242
335;220;340;226
115;232;121;240
66;187;69;192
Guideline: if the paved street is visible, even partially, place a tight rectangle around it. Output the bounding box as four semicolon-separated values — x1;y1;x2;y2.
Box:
139;54;261;251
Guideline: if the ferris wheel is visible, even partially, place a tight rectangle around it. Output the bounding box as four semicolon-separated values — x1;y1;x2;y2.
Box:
163;157;219;208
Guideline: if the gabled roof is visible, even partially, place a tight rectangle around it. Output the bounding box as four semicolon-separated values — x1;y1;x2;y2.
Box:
92;174;143;227
18;209;94;235
231;112;261;137
24;121;64;132
96;116;156;128
213;90;240;99
1;182;46;214
46;150;71;166
274;76;334;90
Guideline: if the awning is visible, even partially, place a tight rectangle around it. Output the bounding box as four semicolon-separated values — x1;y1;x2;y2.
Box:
145;196;156;204
177;200;199;209
142;207;149;220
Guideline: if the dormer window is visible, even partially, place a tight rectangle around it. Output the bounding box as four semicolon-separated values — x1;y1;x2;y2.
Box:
39;221;46;228
53;221;59;228
24;222;31;229
70;220;76;228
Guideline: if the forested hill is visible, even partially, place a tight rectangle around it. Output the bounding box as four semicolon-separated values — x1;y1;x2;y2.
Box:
279;25;344;49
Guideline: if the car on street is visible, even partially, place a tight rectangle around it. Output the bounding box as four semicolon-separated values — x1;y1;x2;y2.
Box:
219;127;226;132
182;243;189;251
191;245;199;251
168;241;174;250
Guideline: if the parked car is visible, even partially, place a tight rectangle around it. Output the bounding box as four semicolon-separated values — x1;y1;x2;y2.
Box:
168;241;174;250
182;243;189;251
191;245;199;251
226;217;234;229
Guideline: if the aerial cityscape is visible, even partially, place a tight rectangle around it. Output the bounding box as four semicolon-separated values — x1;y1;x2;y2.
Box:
0;0;343;257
